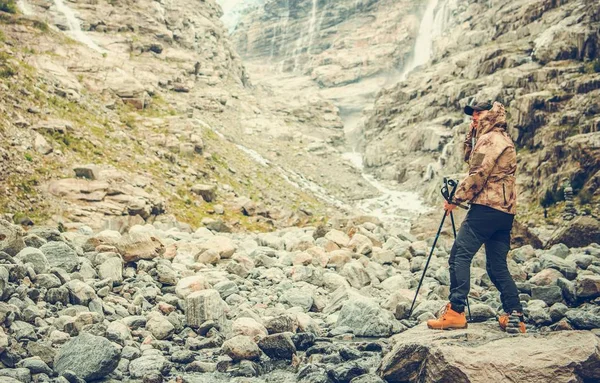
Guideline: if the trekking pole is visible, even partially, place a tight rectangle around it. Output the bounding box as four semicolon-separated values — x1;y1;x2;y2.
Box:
408;210;447;319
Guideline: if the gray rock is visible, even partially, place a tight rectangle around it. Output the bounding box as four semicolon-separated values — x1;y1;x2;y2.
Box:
281;289;314;311
557;278;577;304
185;289;228;328
539;254;577;280
35;273;62;289
40;242;79;272
257;333;296;360
546;244;570;259
97;257;123;284
54;332;120;381
19;356;52;375
0;266;8;299
146;314;174;340
65;280;97;305
16;248;50;274
11;320;37;341
336;295;395;337
468;304;496;322
549;303;569;323
327;362;368;383
23;234;47;248
531;285;563;306
214;280;239;299
128;349;167;378
566;308;600;330
0;219;25;256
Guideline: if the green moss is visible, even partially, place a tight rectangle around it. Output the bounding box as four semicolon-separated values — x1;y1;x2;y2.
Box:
24;152;33;162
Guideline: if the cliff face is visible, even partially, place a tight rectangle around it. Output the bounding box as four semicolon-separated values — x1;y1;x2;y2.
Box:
231;0;600;220
361;0;600;219
230;0;427;134
0;0;372;232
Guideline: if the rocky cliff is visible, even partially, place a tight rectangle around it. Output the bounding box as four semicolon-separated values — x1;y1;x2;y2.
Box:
0;0;375;232
360;0;600;222
230;0;600;227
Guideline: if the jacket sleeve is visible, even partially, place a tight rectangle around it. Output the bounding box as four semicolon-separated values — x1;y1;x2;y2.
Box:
463;124;475;162
453;133;507;204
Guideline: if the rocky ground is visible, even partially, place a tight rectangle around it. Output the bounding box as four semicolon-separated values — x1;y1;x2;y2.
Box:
0;213;598;382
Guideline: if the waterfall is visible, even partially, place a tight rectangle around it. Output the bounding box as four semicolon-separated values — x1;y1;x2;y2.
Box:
53;0;105;53
307;0;319;54
17;0;33;16
396;0;446;82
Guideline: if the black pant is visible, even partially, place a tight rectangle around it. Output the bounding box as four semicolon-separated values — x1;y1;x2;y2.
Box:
448;204;522;314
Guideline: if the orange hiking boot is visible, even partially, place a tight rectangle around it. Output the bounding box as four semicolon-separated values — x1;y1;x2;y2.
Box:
427;303;468;330
499;311;526;334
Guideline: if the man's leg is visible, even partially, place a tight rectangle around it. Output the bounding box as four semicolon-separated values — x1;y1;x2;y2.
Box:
448;219;486;313
485;229;522;313
485;257;506;312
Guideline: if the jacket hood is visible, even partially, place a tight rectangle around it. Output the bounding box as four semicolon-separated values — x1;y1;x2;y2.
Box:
478;101;507;136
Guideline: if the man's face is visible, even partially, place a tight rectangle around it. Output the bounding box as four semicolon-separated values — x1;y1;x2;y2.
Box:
472;110;488;129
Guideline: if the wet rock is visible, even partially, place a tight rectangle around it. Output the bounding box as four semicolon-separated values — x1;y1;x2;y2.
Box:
328;362;368;383
54;332;120;381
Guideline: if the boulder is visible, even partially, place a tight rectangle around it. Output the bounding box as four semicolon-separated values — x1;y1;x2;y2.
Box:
377;324;600;383
222;335;261;361
547;217;600;248
54;332;120;381
15;248;49;274
117;232;164;263
232;317;268;339
191;184;217;202
0;220;25;256
185;289;228;328
175;275;209;298
40;241;79;272
257;333;296;360
336;295;395;337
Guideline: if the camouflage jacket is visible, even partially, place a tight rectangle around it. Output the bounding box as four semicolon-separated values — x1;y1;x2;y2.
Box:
453;102;517;215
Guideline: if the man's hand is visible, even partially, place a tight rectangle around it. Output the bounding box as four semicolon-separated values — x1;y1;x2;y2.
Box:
444;201;457;216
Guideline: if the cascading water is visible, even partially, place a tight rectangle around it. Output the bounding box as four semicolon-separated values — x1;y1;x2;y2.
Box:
53;0;105;53
17;0;33;16
307;0;319;54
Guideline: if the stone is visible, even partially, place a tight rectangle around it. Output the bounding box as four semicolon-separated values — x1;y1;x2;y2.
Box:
185;289;228;328
281;289;313;311
265;314;298;334
371;248;395;264
546;244;570;259
348;234;372;255
54;332;120;381
129;349;167;378
531;285;563;306
341;261;371;289
19;356;52;375
325;229;350;247
257;333;296;360
214;280;239;298
232;317;268;339
98;257;123;283
377;324;600;382
328;362;368;383
222;335;261;361
0;219;25;256
40;241;79;272
539;255;577;280
468;304;496;322
65;280;98;305
156;262;178;285
566;308;600;330
146;314;175;340
199;236;237;259
175;275;209;298
529;268;564;286
336;295;395;337
190;184;217;202
117;232;164;263
547;217;600;248
576;275;600;299
15;247;49;274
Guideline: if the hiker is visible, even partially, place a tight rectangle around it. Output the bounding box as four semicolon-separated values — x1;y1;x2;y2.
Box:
427;101;526;333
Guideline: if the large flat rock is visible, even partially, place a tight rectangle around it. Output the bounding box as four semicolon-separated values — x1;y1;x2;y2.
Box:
377;323;600;383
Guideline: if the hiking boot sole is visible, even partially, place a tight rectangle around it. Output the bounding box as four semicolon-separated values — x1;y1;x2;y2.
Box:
427;323;468;330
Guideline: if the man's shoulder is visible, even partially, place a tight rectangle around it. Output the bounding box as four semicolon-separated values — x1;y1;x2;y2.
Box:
477;130;512;149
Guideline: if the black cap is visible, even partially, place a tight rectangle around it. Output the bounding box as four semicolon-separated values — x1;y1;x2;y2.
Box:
464;101;492;116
